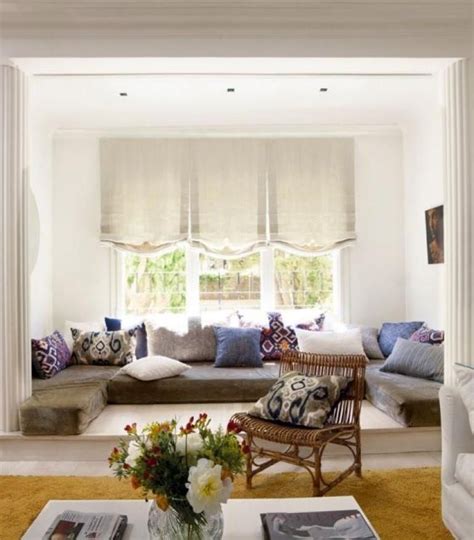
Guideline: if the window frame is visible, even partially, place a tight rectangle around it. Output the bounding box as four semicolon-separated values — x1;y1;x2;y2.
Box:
111;246;344;318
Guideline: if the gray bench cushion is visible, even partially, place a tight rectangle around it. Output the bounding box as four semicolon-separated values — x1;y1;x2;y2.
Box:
365;361;441;427
107;362;280;404
20;381;108;435
32;365;120;390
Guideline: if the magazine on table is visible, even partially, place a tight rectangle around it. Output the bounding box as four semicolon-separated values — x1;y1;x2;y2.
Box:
261;509;378;540
42;510;127;540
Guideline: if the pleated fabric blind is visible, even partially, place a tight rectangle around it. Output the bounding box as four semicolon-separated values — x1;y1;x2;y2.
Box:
189;139;267;256
267;138;356;253
100;139;188;253
100;137;355;255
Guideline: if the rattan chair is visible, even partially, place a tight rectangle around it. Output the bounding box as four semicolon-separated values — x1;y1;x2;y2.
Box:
231;351;367;496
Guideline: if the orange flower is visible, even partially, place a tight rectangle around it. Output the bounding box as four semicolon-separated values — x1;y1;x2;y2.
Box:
130;476;141;490
155;494;169;511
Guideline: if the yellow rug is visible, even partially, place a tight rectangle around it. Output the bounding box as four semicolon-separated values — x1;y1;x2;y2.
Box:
0;468;450;539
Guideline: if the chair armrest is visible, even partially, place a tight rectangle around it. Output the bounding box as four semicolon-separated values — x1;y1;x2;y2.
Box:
440;385;474;485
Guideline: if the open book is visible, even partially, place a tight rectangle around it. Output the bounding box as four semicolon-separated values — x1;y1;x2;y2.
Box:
42;510;127;540
261;510;378;540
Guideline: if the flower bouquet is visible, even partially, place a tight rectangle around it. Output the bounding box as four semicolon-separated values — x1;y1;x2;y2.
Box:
108;414;245;539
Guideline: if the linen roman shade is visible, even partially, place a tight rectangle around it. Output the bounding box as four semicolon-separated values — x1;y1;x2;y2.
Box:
100;137;355;255
267;138;355;253
189;139;266;256
100;138;188;253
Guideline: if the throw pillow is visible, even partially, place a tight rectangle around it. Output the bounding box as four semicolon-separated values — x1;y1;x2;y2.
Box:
32;331;71;379
214;327;263;368
348;326;384;360
260;312;299;360
380;338;444;383
146;322;216;362
249;371;350;428
295;328;366;356
64;320;104;351
120;355;190;381
71;328;136;366
410;324;445;345
105;317;148;359
455;365;474;434
378;321;424;357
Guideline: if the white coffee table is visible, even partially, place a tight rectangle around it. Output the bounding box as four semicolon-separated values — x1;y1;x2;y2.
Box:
22;496;378;539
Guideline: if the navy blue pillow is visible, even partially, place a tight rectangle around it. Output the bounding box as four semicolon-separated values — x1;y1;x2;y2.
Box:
378;321;424;357
104;317;121;331
104;317;148;359
214;326;263;368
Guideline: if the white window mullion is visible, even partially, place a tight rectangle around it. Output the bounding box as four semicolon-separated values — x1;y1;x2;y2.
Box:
260;247;275;311
186;245;200;316
332;248;351;323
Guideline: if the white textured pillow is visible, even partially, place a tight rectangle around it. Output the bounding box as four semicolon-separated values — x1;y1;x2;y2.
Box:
455;365;474;434
120;355;191;381
295;328;366;356
64;320;104;350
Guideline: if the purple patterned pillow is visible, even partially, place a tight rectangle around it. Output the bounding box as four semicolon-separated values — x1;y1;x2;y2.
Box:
410;325;445;345
32;331;71;379
260;312;299;360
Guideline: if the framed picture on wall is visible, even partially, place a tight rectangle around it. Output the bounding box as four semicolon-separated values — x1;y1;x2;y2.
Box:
425;205;444;264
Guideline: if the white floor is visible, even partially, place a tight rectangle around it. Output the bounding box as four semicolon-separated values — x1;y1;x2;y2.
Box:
0;401;441;476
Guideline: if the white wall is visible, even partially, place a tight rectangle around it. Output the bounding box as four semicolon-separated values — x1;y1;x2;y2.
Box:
29;122;54;337
52;132;406;330
52;137;112;330
403;108;444;329
349;134;406;327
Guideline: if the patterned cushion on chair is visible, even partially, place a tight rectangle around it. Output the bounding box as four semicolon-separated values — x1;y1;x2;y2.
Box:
71;328;136;366
32;331;71;379
249;370;350;428
260;312;299;360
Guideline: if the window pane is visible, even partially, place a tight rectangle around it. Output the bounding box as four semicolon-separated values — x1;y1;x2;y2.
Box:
199;253;261;311
124;249;186;315
274;250;333;310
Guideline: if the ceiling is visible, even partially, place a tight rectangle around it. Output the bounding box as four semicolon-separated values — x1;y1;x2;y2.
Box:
31;70;439;132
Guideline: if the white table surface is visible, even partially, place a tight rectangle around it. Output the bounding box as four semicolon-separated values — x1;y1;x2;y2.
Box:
22;496;379;539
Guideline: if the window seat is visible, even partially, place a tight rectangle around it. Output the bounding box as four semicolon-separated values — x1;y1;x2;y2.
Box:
20;361;441;436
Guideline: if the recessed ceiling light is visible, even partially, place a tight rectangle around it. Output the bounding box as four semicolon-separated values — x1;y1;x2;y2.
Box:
119;92;128;96
227;88;235;93
319;88;328;92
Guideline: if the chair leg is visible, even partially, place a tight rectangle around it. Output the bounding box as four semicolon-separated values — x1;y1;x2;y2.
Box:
313;447;322;497
355;428;362;478
245;434;253;489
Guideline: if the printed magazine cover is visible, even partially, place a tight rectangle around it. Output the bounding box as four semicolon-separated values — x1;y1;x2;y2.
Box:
42;510;127;540
261;510;378;540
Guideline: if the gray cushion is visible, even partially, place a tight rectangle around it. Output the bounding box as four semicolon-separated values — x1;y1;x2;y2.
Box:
32;365;120;390
107;362;279;404
146;323;216;362
380;338;444;383
349;326;384;360
365;361;441;427
20;382;107;435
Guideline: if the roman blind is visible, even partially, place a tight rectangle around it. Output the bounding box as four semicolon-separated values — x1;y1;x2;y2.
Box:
100;137;355;255
267;138;356;253
189;139;266;256
100;138;188;253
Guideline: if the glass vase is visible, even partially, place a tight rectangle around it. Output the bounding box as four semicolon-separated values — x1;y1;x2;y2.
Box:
148;500;224;540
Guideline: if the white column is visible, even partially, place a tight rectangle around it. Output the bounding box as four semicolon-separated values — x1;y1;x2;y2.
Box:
0;63;31;432
443;59;474;385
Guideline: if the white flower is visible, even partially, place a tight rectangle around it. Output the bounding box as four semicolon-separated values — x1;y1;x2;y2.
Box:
176;432;204;455
186;458;233;516
125;440;142;467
